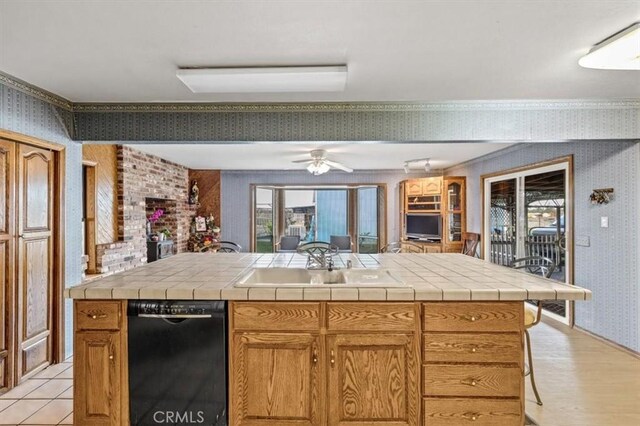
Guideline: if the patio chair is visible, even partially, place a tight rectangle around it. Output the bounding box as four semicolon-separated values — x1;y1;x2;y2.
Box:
461;232;480;257
218;241;242;253
510;256;557;406
330;235;353;252
276;235;301;252
380;241;424;254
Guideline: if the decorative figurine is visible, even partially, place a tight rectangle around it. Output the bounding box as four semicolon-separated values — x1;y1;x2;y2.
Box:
189;180;199;205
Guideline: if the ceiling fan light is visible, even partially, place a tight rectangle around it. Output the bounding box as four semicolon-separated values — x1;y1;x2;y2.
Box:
307;162;330;175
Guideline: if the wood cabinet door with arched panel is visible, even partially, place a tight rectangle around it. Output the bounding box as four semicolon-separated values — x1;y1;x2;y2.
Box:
16;144;54;381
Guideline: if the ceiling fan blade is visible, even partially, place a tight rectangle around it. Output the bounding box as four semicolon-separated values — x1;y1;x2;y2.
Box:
292;159;313;164
324;159;353;173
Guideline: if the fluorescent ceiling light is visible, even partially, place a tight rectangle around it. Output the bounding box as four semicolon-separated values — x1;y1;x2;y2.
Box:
579;23;640;70
176;65;348;93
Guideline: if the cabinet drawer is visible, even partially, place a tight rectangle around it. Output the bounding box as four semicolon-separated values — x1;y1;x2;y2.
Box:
423;364;521;397
423;333;521;364
327;303;416;332
423;398;522;426
232;302;320;331
423;302;522;332
75;300;122;331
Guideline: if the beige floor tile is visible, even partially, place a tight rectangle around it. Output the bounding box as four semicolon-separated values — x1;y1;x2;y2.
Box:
0;379;47;399
58;386;73;399
32;363;72;379
59;412;73;424
24;379;72;399
0;399;49;424
22;399;73;425
0;398;18;412
54;367;73;379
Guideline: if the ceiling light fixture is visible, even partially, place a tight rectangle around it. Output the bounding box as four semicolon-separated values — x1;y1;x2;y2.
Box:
176;65;348;93
306;161;331;176
403;158;432;174
579;22;640;70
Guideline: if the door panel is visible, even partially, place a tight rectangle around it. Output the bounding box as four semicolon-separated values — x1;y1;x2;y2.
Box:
231;332;323;425
327;333;419;426
17;144;54;381
0;140;15;392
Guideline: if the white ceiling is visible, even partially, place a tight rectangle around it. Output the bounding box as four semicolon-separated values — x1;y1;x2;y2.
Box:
130;142;513;170
1;1;639;102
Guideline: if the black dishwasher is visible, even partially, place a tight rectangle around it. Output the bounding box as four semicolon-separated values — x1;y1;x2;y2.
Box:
128;300;227;426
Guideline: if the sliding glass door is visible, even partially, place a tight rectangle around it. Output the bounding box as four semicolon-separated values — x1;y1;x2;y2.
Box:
484;161;572;324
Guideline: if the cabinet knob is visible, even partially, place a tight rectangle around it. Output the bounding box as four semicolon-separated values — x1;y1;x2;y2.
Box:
471;381;477;386
312;348;318;364
471;347;477;353
109;355;114;360
89;313;107;320
470;316;477;322
463;412;480;421
330;350;335;366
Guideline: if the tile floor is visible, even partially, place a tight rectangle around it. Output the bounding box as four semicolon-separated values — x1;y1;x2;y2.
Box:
0;358;73;426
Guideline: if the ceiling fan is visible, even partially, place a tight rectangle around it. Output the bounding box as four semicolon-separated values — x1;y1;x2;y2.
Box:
293;149;353;175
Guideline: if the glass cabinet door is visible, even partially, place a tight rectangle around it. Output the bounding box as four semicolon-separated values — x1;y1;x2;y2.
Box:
446;181;462;242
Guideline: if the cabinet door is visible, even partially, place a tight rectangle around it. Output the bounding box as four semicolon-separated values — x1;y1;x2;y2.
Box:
74;331;122;426
405;180;423;196
422;177;442;195
327;333;419;426
231;332;324;425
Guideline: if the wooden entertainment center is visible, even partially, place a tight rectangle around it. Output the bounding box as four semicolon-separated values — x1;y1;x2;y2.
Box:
400;176;466;253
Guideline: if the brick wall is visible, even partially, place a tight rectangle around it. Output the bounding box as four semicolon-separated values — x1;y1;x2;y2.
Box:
93;146;197;275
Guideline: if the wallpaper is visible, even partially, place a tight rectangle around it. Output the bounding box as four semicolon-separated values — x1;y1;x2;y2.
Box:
0;82;83;357
447;141;640;352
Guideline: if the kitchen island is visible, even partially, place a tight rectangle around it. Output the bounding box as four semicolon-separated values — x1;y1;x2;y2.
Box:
66;253;590;426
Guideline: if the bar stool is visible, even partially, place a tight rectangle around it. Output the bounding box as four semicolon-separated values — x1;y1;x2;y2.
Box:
511;256;557;406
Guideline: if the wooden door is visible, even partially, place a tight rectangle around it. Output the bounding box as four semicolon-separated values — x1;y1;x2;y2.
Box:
0;140;15;392
230;332;324;425
16;144;54;380
327;333;419;426
74;331;122;425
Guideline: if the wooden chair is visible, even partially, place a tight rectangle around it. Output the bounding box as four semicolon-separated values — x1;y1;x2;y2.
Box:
510;256;557;406
380;241;424;254
217;241;242;253
276;235;300;252
461;232;480;257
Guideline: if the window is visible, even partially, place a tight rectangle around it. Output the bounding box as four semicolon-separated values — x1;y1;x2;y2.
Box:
251;185;385;253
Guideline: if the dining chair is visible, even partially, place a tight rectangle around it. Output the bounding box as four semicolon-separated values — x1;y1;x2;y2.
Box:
276;235;300;252
330;235;353;252
510;255;557;406
461;232;480;257
218;241;242;253
380;241;424;254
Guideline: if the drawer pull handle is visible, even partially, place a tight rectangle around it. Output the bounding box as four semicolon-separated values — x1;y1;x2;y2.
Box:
312;349;318;364
109;355;114;360
89;314;107;320
470;316;477;322
462;378;478;386
471;347;477;353
330;350;335;367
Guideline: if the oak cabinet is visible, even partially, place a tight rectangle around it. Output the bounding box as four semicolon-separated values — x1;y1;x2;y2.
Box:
230;332;324;425
229;302;420;426
327;333;419;426
74;300;128;426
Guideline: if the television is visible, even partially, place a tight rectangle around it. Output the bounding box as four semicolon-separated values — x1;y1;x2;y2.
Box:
405;214;442;240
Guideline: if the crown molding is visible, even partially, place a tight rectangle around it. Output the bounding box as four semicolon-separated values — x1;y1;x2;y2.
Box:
72;99;640;113
1;70;639;114
0;71;73;111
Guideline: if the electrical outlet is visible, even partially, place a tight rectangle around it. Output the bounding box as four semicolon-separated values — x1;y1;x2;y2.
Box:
600;216;609;228
576;236;590;247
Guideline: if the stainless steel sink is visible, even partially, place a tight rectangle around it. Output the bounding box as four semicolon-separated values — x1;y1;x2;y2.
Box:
233;267;407;287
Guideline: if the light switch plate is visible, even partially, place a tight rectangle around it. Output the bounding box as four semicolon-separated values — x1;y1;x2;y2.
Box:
600;216;609;228
576;236;590;247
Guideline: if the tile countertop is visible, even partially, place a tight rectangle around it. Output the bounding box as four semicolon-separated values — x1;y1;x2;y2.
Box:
64;253;592;302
